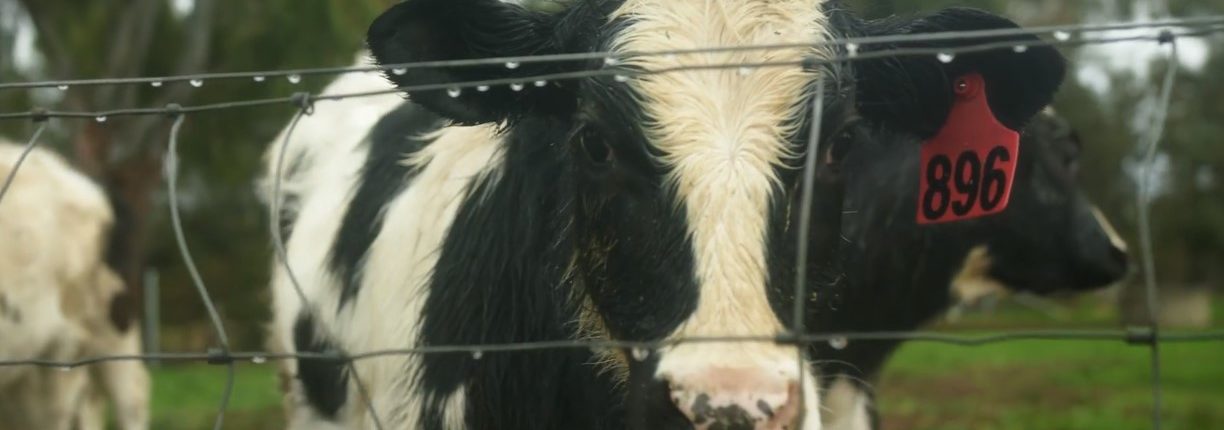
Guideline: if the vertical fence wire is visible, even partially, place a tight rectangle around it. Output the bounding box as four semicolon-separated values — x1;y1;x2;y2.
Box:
794;74;827;426
1136;32;1180;430
164;113;235;430
270;96;386;430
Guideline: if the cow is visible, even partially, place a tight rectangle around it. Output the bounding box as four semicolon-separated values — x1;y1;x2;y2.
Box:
262;1;1067;429
811;110;1130;430
0;139;150;430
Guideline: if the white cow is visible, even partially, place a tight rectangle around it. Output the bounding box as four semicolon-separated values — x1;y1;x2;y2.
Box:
0;139;149;430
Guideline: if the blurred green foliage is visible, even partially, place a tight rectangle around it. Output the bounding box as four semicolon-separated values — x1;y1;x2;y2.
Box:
0;0;395;348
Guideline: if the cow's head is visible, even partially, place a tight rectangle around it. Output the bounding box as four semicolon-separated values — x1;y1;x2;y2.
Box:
368;1;1064;428
952;110;1129;303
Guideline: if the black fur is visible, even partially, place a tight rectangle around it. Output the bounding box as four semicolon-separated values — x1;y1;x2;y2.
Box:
293;312;349;419
626;356;690;429
842;7;1066;137
569;75;700;344
382;72;707;430
809;112;1128;429
764;67;864;334
398;8;700;426
414;115;628;429
324;0;1076;428
366;0;603;125
103;189;136;332
331;103;444;309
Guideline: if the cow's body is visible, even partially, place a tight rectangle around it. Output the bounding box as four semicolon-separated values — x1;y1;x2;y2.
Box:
266;61;624;430
0;140;149;430
266;1;1067;429
812;111;1129;430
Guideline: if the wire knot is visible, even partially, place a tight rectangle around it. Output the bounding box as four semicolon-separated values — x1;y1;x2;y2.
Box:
30;107;49;123
206;348;234;365
164;103;183;118
1125;326;1157;346
801;55;822;72
774;331;802;346
290;92;315;115
1157;29;1176;45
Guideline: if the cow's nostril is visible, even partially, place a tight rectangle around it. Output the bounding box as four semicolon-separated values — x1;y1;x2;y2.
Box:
669;383;800;430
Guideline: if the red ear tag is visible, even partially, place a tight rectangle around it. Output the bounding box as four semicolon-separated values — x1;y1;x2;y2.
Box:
917;73;1019;225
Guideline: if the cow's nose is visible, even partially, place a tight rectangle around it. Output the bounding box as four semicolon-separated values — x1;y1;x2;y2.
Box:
667;368;801;430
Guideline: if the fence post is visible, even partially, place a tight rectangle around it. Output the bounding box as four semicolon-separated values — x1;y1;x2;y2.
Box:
142;269;160;366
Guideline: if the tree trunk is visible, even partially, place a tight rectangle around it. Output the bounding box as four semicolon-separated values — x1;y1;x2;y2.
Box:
72;120;165;333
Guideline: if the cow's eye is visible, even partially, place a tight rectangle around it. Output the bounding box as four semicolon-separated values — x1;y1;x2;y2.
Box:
1065;156;1080;176
579;130;615;165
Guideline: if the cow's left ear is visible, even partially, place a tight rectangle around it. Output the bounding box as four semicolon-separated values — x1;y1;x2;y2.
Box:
854;8;1066;137
367;0;574;125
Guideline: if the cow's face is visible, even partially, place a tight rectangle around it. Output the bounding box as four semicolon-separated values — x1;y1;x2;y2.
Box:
971;111;1129;296
369;1;1063;428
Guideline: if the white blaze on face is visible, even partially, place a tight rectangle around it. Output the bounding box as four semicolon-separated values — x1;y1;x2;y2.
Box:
609;0;828;422
1090;205;1128;252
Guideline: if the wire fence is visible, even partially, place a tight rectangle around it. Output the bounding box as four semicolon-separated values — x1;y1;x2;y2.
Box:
1;14;1223;430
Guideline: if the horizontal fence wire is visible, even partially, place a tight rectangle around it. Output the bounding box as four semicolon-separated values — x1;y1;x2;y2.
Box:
0;14;1221;430
1;331;1222;369
1;18;1223;121
0;14;1221;92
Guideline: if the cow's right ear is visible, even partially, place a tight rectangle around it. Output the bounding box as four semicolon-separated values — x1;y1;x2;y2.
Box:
367;0;573;125
854;8;1067;138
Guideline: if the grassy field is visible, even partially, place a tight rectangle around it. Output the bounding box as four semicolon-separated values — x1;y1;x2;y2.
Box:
147;300;1222;429
150;363;282;429
878;339;1224;429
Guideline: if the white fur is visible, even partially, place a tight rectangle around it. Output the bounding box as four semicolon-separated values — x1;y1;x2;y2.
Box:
0;139;149;430
343;124;503;428
1090;205;1128;252
262;55;404;427
610;1;829;428
821;377;872;430
265;55;505;429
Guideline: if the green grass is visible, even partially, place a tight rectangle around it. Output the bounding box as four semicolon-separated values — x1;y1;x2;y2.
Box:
875;297;1223;430
150;363;282;429
146;299;1221;429
878;340;1224;430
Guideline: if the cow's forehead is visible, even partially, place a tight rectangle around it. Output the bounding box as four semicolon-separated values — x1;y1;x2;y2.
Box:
606;0;829;185
606;0;830;339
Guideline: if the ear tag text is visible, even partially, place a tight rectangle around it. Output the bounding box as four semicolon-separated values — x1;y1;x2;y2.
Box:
917;73;1020;224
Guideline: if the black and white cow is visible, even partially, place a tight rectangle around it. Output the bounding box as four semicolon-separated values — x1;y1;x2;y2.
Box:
264;1;1066;429
811;110;1130;430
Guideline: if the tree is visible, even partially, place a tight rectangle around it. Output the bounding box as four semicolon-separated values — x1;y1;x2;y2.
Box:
1;0;394;346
